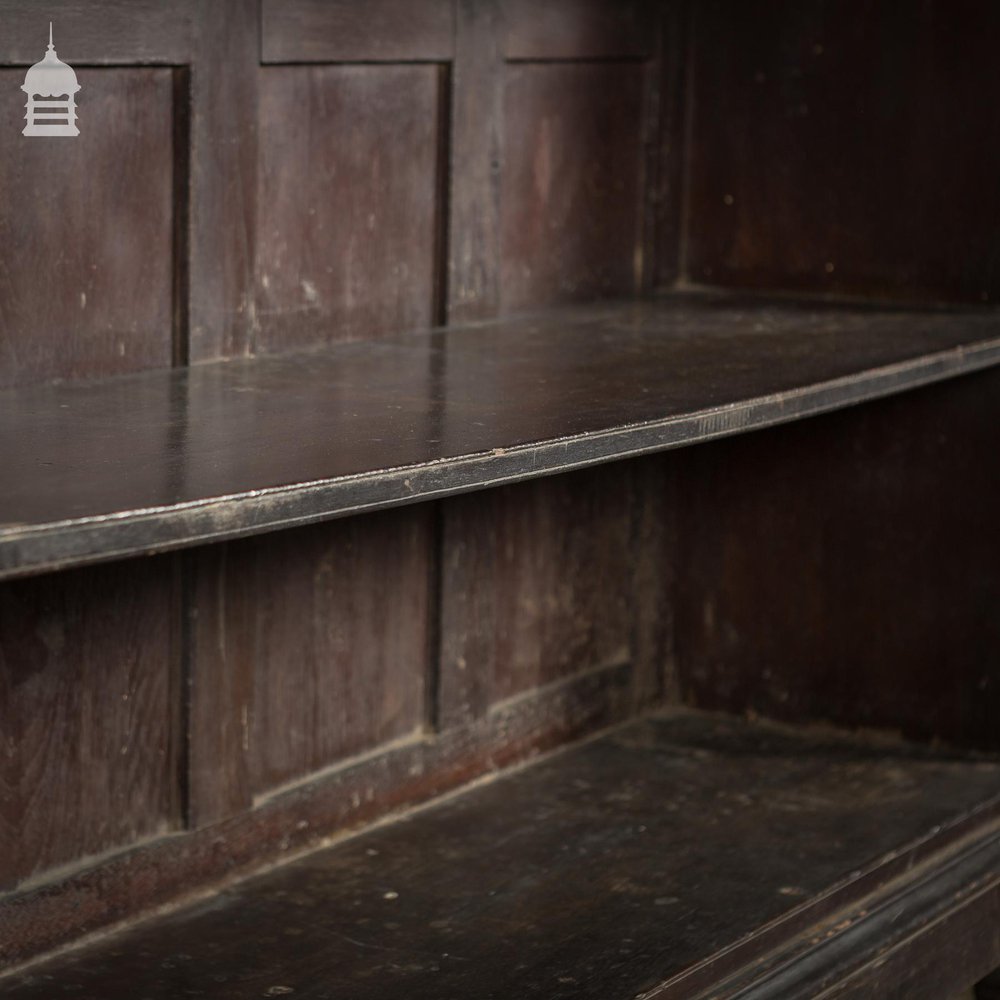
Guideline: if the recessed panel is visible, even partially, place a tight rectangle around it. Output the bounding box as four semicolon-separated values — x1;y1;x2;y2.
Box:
0;559;178;889
237;514;431;796
675;367;1000;750
257;65;444;350
686;2;1000;303
0;68;174;388
500;62;645;313
440;467;634;726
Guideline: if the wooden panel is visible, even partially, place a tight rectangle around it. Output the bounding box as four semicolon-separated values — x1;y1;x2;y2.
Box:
0;0;192;64
675;366;1000;750
685;0;1000;303
0;559;179;891
630;454;678;705
650;0;691;289
187;0;259;362
262;0;455;63
448;0;503;323
187;511;432;804
185;544;256;827
4;660;633;967
501;0;653;59
0;69;174;388
5;710;1000;999
439;467;635;728
191;507;433;823
256;65;445;351
500;62;645;312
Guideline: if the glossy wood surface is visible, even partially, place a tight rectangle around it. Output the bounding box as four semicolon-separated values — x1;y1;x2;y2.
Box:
3;709;999;999
0;293;997;580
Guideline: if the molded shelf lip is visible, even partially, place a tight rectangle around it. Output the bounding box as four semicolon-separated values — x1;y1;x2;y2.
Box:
2;709;999;999
1;290;998;580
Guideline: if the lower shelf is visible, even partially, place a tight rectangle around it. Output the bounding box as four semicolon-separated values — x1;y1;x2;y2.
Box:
3;710;1000;999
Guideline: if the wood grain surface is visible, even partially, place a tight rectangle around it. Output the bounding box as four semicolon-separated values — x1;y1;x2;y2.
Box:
3;710;999;998
246;514;431;796
0;69;174;387
0;294;997;580
0;4;996;991
674;365;1000;751
500;62;646;311
0;559;179;890
187;0;259;363
1;660;634;968
439;466;635;727
262;0;455;63
256;65;446;350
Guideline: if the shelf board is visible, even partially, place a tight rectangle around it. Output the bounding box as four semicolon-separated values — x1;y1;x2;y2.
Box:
3;709;999;998
1;291;998;579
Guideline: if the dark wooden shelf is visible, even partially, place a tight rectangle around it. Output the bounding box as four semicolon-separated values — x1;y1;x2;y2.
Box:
3;709;999;999
1;291;998;580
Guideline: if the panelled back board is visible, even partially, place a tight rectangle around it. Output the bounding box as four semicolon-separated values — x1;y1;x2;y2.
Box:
1;0;998;972
0;0;676;962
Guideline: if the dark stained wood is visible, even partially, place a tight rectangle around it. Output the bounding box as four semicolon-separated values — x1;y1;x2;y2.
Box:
439;466;634;727
1;294;999;580
3;710;999;998
628;454;677;705
685;1;1000;303
979;971;1000;1000
256;64;446;351
245;513;431;796
0;0;192;64
674;365;1000;752
185;544;256;827
500;62;646;311
0;2;258;368
448;0;503;323
651;0;692;289
0;5;995;994
0;661;633;968
187;0;259;363
188;511;432;823
501;0;653;60
678;823;1000;1000
0;68;174;388
262;0;455;63
0;559;180;892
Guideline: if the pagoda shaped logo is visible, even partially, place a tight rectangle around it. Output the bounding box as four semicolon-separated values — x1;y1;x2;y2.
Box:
22;24;80;137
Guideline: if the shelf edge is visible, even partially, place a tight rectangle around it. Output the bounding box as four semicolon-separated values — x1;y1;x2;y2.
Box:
2;336;999;580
